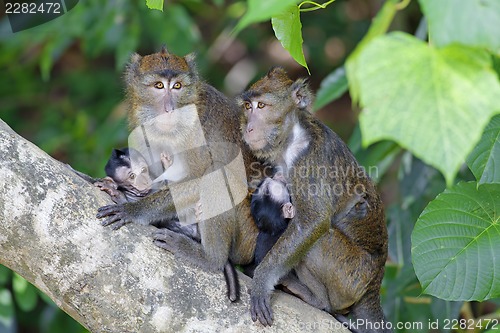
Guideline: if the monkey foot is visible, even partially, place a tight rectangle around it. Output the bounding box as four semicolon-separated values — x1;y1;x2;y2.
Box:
153;229;179;252
249;287;274;326
96;204;131;230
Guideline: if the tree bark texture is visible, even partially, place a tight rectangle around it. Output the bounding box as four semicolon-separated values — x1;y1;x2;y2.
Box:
0;119;348;333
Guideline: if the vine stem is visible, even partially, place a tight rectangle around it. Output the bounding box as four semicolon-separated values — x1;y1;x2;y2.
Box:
299;0;336;12
395;0;411;10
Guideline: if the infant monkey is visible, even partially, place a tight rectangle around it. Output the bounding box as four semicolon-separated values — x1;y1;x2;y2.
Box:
250;172;369;314
96;148;239;302
251;172;295;266
97;148;173;204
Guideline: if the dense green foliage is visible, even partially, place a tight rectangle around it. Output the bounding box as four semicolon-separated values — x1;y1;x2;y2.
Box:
1;0;499;332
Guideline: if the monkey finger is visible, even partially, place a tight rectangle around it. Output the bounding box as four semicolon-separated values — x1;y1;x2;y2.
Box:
100;215;122;226
96;205;121;218
111;220;129;230
154;240;170;251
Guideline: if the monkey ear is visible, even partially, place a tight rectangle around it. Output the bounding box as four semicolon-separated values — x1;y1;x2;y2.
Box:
291;78;313;110
124;53;142;85
185;53;199;78
282;203;295;219
267;66;287;78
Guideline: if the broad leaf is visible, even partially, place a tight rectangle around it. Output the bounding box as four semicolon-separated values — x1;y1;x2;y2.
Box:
345;0;399;103
235;0;300;33
272;6;309;73
12;273;38;312
355;32;500;186
419;0;500;51
314;66;348;110
146;0;163;11
467;114;500;185
412;182;500;301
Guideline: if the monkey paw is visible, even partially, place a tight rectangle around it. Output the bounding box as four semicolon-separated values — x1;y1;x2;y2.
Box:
249;283;274;326
160;152;173;170
96;204;131;230
153;229;182;253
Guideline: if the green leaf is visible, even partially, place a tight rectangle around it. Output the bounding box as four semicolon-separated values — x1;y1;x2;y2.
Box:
0;289;14;330
314;66;348;110
345;0;399;103
13;273;38;312
467;114;500;185
146;0;163;11
419;0;500;51
271;6;309;73
0;266;10;285
235;0;301;33
355;32;500;186
412;182;500;301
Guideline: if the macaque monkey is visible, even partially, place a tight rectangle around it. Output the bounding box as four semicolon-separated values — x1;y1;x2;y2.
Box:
238;67;389;332
250;173;295;265
95;49;265;303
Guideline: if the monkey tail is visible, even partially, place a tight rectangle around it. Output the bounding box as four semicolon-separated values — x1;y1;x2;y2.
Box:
223;261;240;302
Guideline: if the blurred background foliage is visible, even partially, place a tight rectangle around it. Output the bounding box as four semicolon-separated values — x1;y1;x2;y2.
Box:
0;0;497;332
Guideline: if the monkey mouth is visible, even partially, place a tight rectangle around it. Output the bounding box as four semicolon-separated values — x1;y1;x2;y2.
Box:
246;138;268;151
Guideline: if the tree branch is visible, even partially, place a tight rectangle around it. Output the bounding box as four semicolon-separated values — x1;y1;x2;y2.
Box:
0;119;347;332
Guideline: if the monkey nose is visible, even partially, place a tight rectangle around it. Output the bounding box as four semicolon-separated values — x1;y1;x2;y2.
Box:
247;127;254;133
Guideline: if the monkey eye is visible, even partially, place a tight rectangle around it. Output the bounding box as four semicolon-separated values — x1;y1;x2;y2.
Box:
140;167;147;174
172;82;182;89
257;102;265;109
244;102;252;110
129;173;136;180
154;82;164;89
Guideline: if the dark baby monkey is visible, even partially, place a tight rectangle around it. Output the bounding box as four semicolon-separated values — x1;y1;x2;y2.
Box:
238;67;389;332
250;173;295;265
96;147;240;302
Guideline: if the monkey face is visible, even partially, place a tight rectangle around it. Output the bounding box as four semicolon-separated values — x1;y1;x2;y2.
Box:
237;67;312;157
125;50;200;134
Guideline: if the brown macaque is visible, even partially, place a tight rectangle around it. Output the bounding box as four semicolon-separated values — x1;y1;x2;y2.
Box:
238;67;389;332
95;48;266;303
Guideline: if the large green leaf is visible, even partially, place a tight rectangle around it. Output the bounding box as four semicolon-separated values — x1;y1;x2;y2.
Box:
345;0;399;104
467;115;500;185
235;0;300;33
271;6;309;73
412;182;500;301
12;273;38;312
355;32;500;186
146;0;163;11
314;66;348;110
419;0;500;51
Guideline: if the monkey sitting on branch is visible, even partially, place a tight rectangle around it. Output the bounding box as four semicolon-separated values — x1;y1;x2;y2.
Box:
94;48;267;304
238;67;389;333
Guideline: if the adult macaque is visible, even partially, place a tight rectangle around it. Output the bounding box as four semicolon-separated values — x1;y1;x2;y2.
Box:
95;49;265;302
238;67;388;332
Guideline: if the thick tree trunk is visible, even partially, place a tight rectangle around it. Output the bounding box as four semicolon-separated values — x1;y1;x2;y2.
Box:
0;119;347;333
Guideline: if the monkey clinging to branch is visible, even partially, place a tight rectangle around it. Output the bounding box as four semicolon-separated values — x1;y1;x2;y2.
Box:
238;67;389;333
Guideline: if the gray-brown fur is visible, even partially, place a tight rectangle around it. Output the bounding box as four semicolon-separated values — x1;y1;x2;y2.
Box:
238;67;389;332
95;49;266;302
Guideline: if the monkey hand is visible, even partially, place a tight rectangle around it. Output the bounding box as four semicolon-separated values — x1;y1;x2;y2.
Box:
94;178;128;204
249;281;274;326
153;229;192;256
96;204;133;230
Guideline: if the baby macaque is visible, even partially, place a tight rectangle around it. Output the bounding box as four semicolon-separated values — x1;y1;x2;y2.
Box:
250;172;295;265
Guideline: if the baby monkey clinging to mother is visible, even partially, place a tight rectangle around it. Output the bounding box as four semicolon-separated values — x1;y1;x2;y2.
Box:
238;67;389;332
